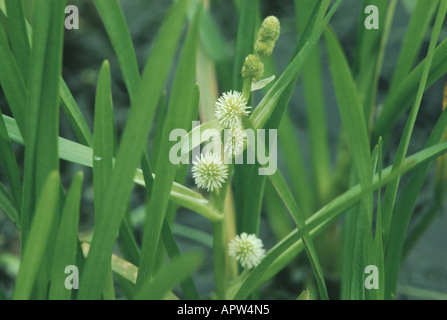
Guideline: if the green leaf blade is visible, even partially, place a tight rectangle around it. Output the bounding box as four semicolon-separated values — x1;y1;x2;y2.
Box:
49;172;84;300
134;253;203;300
93;0;140;104
325;26;375;300
136;3;201;289
92;60;114;219
78;0;191;300
13;171;60;300
0;109;22;212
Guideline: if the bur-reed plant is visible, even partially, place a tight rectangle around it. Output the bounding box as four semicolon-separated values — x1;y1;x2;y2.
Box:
0;0;446;300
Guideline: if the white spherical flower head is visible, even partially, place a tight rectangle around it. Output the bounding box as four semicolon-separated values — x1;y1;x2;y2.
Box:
224;127;247;157
215;91;251;128
192;153;228;192
228;233;265;269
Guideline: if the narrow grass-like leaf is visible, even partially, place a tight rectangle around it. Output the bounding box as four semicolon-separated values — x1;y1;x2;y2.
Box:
21;0;65;239
158;86;201;300
389;0;439;91
92;60;116;300
0;182;19;225
3;114;224;224
366;0;397;124
325;26;372;197
4;0;30;78
172;223;213;248
295;0;331;206
78;0;191;300
263;181;293;241
269;170;329;300
80;242;178;300
136;5;201;289
102;270;116;300
161;221;200;300
151;93;168;169
325;26;374;299
93;0;140;104
134;253;203;300
93;60;114;221
231;140;447;298
118;214;140;266
13;171;60;300
264;141;447;286
0;109;21;210
352;0;389;120
19;0;66;298
233;163;266;235
200;10;230;66
397;285;447;300
60;81;93;146
49;172;83;300
381;1;447;249
372;38;447;143
0;1;93;148
385;110;447;298
139;125;200;300
372;137;385;300
81;242;137;284
278;109;315;217
0;24;27;137
403;109;447;256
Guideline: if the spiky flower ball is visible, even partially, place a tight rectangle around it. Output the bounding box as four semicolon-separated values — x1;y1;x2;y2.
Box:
215;91;251;129
224;127;247;157
192;153;228;192
228;233;265;269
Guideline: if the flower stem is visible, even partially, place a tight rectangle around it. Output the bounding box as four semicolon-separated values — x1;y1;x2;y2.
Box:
211;187;228;299
211;165;235;299
242;77;252;101
212;218;227;299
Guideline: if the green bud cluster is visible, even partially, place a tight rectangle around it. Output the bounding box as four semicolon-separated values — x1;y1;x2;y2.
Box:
257;16;280;43
241;54;264;82
255;16;280;59
254;41;273;59
241;16;280;82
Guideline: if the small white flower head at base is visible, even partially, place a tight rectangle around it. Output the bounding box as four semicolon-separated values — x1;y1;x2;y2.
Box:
224;127;247;157
215;91;251;129
192;153;228;192
228;233;265;269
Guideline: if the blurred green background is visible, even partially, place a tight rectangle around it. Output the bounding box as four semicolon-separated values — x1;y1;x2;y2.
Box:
0;0;446;299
